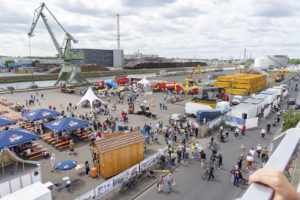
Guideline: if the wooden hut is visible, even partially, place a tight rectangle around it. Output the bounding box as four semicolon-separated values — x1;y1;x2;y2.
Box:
92;131;144;178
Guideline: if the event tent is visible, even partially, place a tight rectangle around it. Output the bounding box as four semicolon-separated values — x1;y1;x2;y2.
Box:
78;87;105;110
0;117;16;127
22;108;62;121
0;128;41;150
137;77;150;87
43;117;91;133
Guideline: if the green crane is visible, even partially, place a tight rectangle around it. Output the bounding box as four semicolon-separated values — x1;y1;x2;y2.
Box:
28;2;88;85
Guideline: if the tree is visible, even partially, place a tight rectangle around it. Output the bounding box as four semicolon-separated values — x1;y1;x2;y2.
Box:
282;108;300;131
4;60;15;68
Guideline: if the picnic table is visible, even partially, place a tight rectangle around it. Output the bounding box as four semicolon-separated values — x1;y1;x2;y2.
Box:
3;113;23;122
25;148;47;160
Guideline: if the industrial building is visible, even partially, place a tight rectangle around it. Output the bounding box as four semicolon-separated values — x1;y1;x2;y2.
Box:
254;55;288;69
71;49;124;68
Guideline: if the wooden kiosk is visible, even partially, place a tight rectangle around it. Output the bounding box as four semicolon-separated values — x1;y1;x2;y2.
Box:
92;131;144;178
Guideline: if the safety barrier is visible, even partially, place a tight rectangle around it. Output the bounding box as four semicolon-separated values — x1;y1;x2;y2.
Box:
240;123;300;200
74;146;168;200
200;116;223;137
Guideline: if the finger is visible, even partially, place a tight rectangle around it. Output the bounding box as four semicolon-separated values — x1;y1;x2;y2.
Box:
249;168;282;188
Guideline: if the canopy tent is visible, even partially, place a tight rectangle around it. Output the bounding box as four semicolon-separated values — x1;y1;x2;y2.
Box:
137;77;150;87
22;108;62;121
43;117;91;133
78;87;105;110
0;117;16;127
0;128;41;150
56;160;77;171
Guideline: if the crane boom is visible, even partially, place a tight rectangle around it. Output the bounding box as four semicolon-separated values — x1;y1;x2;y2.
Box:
28;2;83;61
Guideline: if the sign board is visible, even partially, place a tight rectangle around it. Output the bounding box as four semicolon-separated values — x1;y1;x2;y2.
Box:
112;164;139;188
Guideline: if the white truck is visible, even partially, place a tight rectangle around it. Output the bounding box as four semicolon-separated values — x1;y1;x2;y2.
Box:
185;102;212;117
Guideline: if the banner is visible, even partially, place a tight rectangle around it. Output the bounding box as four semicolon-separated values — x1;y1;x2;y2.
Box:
95;179;113;200
208;116;222;129
112;164;139;188
140;146;168;171
74;189;95;200
225;115;245;126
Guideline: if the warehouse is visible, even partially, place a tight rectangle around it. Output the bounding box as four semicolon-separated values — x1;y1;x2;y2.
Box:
71;49;124;68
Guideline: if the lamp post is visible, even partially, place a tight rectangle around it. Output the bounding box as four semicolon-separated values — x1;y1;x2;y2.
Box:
229;78;234;104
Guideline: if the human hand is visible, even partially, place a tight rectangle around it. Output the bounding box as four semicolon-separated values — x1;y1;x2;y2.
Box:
248;168;300;200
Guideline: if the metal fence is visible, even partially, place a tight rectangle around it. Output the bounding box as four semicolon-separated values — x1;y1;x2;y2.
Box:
240;123;300;200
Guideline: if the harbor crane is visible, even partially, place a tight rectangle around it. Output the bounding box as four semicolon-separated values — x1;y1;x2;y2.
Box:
28;2;88;85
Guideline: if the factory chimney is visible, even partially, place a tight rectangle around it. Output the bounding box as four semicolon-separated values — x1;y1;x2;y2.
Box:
117;13;120;50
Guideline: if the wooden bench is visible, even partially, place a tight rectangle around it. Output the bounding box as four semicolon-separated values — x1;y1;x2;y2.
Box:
47;138;56;144
41;133;52;138
79;134;90;140
29;154;43;160
55;141;70;148
25;148;47;159
58;144;71;150
51;140;62;145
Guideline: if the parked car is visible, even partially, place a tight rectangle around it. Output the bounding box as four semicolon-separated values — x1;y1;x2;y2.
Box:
215;68;223;72
287;98;296;105
295;104;300;111
231;95;243;105
169;114;186;123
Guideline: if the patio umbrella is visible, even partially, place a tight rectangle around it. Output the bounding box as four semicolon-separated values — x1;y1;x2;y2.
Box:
56;160;77;171
0;128;41;150
22;108;62;121
43;117;91;133
0;117;16;127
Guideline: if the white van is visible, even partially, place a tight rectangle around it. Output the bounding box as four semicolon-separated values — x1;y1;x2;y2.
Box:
185;102;212;117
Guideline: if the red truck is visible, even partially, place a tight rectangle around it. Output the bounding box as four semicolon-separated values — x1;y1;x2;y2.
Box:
151;82;176;92
115;75;129;85
93;81;105;90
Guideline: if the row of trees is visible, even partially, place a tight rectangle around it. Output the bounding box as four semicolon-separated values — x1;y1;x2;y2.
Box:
282;108;300;131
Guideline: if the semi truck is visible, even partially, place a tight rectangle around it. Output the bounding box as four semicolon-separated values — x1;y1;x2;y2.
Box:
151;82;176;92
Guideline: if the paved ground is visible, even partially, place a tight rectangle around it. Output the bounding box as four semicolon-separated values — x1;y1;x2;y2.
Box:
0;70;237;200
133;80;299;200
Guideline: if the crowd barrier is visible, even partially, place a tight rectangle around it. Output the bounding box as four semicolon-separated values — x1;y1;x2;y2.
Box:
74;146;168;200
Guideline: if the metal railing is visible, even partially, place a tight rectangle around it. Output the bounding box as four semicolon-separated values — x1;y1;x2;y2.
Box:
240;124;300;200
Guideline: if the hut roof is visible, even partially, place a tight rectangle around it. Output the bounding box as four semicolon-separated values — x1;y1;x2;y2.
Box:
94;131;144;153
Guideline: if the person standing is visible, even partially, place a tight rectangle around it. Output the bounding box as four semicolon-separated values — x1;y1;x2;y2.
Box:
231;165;236;183
238;156;243;170
267;122;271;133
50;154;55;172
157;176;164;193
240;144;246;157
234;127;239;138
220;125;224;135
242;124;246;135
85;161;90;175
225;131;229;141
166;173;174;193
160;153;166;169
177;147;182;164
246;154;254;170
261;128;266;138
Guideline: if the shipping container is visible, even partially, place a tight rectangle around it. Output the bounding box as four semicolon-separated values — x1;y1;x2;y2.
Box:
196;110;222;122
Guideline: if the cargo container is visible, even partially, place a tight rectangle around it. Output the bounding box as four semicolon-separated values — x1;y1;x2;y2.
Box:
196;110;222;122
151;82;176;92
115;75;129;85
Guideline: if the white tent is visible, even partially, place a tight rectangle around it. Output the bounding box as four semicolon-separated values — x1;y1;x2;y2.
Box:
137;77;150;87
78;87;105;110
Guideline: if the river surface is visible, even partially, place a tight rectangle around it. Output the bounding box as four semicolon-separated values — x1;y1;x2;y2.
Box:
0;66;242;89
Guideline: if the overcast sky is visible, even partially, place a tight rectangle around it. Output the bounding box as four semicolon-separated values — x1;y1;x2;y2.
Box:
0;0;299;59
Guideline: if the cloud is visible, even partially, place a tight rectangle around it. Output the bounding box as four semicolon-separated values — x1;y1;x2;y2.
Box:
0;0;300;59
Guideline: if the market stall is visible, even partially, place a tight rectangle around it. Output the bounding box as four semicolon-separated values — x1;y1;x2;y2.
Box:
92;131;144;178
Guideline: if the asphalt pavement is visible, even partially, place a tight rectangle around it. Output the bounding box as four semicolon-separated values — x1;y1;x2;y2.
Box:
134;80;299;200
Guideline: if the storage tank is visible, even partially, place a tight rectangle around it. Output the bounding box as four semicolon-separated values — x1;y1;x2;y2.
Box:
254;55;288;69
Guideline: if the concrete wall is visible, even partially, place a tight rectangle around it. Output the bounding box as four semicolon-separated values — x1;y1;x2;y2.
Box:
113;49;124;68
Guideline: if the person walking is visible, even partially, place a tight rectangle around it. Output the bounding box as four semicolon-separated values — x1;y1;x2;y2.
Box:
166;154;172;169
177;147;182;163
218;154;223;169
69;140;74;155
240;144;246;157
207;164;215;181
234;127;239;138
220;125;224;135
246;154;254;170
157;176;164;193
234;168;240;187
166;173;174;193
261;128;266;138
225;131;229;141
50;154;55;172
267;122;271;133
85;161;90;175
256;144;262;158
238;156;243;170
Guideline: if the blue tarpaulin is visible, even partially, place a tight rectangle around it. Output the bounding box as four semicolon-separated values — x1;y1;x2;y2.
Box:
0;117;16;127
56;160;77;171
43;117;91;133
22;108;62;121
0;128;41;150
